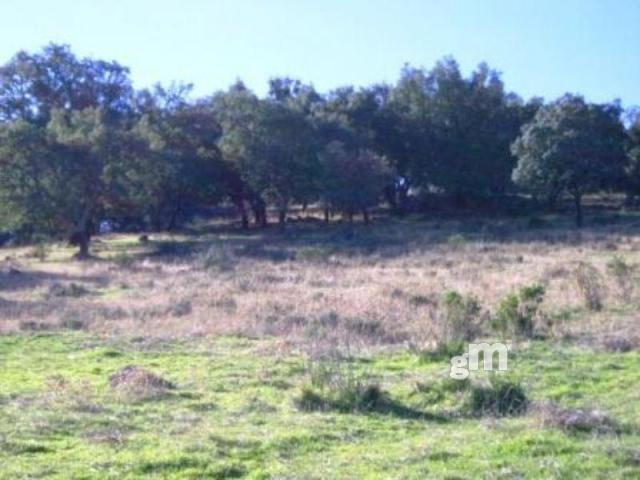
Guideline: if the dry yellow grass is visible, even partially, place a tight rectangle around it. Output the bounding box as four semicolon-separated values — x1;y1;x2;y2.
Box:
1;216;639;350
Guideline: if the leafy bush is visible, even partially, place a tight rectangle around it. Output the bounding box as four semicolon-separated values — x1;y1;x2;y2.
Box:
420;339;466;362
465;376;528;417
574;262;604;310
446;234;466;248
294;357;384;413
493;284;545;337
413;376;471;404
442;291;482;341
294;379;383;413
48;282;91;298
294;386;327;411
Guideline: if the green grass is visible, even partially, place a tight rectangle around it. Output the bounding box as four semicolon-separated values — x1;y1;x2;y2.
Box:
0;334;638;478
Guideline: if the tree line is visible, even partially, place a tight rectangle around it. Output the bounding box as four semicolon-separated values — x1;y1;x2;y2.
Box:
0;44;638;257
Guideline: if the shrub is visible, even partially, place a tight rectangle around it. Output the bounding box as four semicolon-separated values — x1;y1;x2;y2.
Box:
493;284;545;337
574;262;604;310
294;379;384;413
606;255;634;301
294;386;327;411
442;291;482;341
465;376;528;417
420;339;466;362
48;282;91;298
295;356;384;413
413;377;471;405
446;234;466;248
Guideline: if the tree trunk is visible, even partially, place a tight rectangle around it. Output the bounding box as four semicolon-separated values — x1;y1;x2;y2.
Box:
398;180;410;216
624;191;638;208
260;205;268;227
167;205;180;231
362;208;370;224
255;198;267;228
574;193;583;228
233;197;249;229
278;209;286;229
324;207;330;224
71;205;93;260
384;184;397;210
76;234;90;259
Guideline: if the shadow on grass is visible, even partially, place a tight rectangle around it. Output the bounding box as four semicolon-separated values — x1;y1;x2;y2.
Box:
84;207;640;266
295;385;450;423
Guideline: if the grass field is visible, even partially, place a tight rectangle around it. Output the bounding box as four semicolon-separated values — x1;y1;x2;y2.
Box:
1;212;639;478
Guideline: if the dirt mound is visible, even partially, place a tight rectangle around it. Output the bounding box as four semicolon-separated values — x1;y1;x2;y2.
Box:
533;402;617;433
109;366;175;399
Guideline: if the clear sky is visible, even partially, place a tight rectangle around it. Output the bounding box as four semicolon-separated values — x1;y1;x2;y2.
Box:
1;0;639;106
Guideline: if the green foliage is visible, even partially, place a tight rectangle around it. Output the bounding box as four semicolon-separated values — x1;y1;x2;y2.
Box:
384;59;540;201
512;94;627;226
420;339;466;362
320;141;391;219
0;44;635;249
215;82;321;226
133;85;226;229
465;375;528;417
295;358;384;413
446;234;467;247
493;284;545;337
442;291;482;341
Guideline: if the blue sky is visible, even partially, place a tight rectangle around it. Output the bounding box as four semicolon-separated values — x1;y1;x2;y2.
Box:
2;0;639;106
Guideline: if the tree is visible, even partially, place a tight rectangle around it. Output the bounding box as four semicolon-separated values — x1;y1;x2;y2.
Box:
0;44;140;257
216;82;320;229
383;59;539;207
134;84;225;230
212;82;263;228
0;120;66;237
244;99;320;227
0;108;142;258
512;94;627;227
319;141;391;223
624;112;640;203
0;43;132;124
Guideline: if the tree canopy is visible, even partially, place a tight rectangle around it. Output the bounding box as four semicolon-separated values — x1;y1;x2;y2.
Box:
0;44;636;255
512;94;627;226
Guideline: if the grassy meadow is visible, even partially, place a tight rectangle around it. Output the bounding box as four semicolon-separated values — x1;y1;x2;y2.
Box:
0;211;639;478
